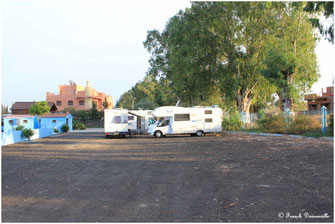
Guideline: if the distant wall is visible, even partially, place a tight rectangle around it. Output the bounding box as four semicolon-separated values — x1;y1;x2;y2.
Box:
2;128;58;146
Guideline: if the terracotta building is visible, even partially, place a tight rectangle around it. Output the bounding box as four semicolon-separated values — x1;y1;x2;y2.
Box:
11;102;57;115
46;81;113;111
304;86;334;111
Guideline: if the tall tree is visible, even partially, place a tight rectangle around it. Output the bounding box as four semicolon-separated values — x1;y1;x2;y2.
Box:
262;2;319;112
209;2;276;112
144;2;276;112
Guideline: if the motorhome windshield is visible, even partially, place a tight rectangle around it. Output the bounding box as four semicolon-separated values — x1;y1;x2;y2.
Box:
149;118;156;125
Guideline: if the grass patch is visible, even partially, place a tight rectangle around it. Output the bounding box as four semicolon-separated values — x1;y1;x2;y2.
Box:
302;131;333;138
237;129;263;133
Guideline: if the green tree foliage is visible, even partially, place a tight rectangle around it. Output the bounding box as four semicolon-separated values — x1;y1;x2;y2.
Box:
115;2;320;114
134;98;157;110
262;2;319;111
103;100;109;109
1;105;9;114
144;2;277;111
61;124;69;132
15;125;24;131
116;75;178;109
304;1;334;43
29;101;51;127
62;106;103;120
29;101;50;116
89;102;101;119
22;128;34;141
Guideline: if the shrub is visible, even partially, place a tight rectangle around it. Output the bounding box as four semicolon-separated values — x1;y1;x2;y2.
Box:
289;115;321;135
73;120;86;130
73;122;80;130
328;114;333;136
15;125;24;131
79;123;86;130
22;128;34;141
53;128;60;134
61;124;69;132
222;113;243;131
257;113;286;134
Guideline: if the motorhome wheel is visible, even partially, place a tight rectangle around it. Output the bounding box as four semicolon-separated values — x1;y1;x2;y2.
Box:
154;131;163;138
196;130;203;137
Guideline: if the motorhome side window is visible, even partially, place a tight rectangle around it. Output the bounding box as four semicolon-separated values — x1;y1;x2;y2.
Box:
113;116;121;123
159;119;170;127
128;116;134;121
205;110;212;114
174;114;190;121
205;118;213;123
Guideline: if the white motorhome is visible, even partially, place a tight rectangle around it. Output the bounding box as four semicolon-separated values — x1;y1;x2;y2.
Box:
148;106;223;137
104;109;154;137
128;110;153;133
104;109;130;137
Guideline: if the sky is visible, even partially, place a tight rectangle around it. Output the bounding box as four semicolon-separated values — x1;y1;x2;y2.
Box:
1;0;334;108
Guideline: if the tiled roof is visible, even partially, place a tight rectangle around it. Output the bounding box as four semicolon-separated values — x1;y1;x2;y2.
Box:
40;113;70;118
11;102;56;110
4;114;36;118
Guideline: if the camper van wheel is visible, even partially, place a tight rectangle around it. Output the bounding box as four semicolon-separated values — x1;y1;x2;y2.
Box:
154;131;163;138
196;130;204;137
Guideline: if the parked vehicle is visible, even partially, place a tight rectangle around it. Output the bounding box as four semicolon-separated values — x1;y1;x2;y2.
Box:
104;109;153;137
104;109;130;137
128;110;153;133
148;106;223;137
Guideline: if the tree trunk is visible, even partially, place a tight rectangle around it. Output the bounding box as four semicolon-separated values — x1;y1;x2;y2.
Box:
283;97;294;112
278;89;294;112
237;89;253;113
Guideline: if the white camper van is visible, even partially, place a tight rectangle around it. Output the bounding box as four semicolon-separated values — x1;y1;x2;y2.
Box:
104;109;154;137
128;110;153;133
104;109;130;137
147;106;223;137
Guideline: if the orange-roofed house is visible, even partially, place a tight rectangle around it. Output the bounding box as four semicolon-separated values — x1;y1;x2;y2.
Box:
46;81;113;112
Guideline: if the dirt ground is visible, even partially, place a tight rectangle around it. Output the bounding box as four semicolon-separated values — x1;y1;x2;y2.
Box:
1;130;333;222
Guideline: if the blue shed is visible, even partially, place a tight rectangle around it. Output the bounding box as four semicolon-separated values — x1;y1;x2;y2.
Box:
40;113;73;131
3;114;38;133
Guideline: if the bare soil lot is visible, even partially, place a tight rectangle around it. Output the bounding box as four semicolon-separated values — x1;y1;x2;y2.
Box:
2;130;333;222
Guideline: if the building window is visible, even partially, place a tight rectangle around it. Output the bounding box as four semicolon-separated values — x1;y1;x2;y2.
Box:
56;101;62;106
68;100;73;106
9;120;14;125
18;110;23;113
174;114;190;121
52;120;56;123
23;120;28;123
79;100;85;105
205;110;212;114
16;119;21;125
205;118;213;123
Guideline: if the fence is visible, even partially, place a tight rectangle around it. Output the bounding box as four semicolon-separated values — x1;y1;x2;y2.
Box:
224;106;333;134
76;119;104;128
